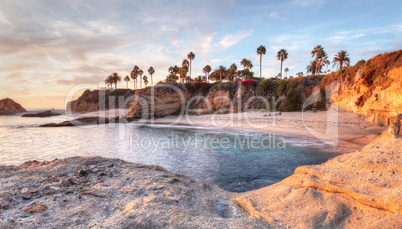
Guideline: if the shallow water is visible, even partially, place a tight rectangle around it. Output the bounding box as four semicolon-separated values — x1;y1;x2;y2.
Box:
0;113;338;192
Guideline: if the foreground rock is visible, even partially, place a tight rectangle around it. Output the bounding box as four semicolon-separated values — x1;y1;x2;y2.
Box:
0;157;268;228
236;131;402;228
0;98;26;115
21;110;61;117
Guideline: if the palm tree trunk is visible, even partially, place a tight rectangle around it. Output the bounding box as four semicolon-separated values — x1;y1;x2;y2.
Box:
260;54;262;79
280;60;283;79
140;76;142;89
190;60;192;78
151;75;153;86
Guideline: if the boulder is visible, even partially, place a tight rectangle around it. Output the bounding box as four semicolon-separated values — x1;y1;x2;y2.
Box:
0;98;26;115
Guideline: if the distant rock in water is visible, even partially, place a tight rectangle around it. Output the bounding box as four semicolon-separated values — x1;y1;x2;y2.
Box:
0;98;26;115
21;110;61;117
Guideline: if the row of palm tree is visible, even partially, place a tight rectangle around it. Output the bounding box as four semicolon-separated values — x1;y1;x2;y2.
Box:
307;45;350;75
107;45;351;90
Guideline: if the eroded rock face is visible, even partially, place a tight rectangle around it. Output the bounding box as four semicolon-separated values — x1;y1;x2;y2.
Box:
332;61;402;126
237;131;402;228
127;83;190;118
67;90;100;112
0;98;26;115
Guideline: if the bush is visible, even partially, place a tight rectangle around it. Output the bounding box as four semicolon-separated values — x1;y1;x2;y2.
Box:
185;82;211;95
241;79;257;87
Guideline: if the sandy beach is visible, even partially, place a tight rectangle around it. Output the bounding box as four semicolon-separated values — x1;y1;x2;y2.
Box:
151;107;386;152
72;106;387;153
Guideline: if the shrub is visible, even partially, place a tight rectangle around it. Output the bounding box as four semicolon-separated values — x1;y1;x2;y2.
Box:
241;79;257;87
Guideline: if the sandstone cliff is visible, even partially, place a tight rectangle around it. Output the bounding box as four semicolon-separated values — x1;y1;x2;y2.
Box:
0;98;26;115
326;50;402;125
236;130;402;228
127;83;190;118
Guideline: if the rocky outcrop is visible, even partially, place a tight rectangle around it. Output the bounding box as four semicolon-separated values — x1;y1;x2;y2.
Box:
0;98;26;115
236;130;402;228
21;110;60;117
330;50;402;125
0;157;268;228
127;83;190;118
67;89;134;112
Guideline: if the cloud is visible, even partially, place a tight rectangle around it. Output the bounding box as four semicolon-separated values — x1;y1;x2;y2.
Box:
217;30;254;50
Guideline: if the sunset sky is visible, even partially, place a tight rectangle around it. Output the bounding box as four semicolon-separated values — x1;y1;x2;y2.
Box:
1;0;401;108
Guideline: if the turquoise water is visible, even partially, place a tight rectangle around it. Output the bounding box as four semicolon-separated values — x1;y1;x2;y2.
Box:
0;114;338;192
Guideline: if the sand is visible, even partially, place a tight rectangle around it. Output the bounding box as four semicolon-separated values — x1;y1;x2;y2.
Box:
152;107;386;153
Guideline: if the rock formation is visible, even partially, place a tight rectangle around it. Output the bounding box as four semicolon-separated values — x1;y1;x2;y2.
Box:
21;110;60;117
67;89;134;113
0;98;26;115
329;50;402;125
127;83;190;118
236;130;402;228
0;157;268;228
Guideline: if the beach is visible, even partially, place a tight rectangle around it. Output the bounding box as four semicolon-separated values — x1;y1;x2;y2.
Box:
153;108;386;152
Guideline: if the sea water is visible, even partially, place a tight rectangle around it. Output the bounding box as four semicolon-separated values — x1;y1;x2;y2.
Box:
0;112;338;192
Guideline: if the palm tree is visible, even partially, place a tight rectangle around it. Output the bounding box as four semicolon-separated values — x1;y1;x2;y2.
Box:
169;65;179;83
256;45;266;79
284;68;289;78
306;60;318;75
131;65;139;89
333;50;351;71
277;49;288;79
203;65;212;83
187;52;195;78
311;45;327;75
179;67;188;84
148;66;155;86
215;65;228;81
143;75;148;86
124;75;130;89
228;63;237;81
241;58;250;70
111;72;121;89
104;75;114;89
138;69;143;89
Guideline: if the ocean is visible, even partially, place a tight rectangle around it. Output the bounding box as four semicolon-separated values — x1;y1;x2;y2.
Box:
0;111;338;192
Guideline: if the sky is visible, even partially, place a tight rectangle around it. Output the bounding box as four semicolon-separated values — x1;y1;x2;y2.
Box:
0;0;401;108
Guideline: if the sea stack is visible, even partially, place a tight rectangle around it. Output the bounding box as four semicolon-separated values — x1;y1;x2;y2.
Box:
0;98;26;115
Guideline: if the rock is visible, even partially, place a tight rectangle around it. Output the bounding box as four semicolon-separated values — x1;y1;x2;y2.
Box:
78;169;88;177
19;212;32;218
61;178;74;187
0;98;26;115
39;117;109;127
396;114;402;121
21;188;29;196
127;83;190;118
237;131;402;228
22;196;31;200
0;201;9;210
389;121;401;135
21;110;61;118
23;204;48;213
